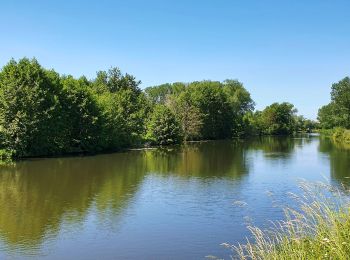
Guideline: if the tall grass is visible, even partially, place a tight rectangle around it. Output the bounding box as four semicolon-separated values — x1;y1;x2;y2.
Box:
333;128;350;144
227;181;350;259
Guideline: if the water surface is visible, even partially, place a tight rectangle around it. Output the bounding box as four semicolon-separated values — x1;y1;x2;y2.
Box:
0;135;349;259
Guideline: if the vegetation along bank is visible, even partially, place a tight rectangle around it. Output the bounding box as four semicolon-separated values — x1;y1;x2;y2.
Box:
0;58;317;160
318;77;350;144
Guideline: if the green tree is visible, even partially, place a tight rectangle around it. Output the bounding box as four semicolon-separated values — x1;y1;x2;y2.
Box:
188;81;232;139
93;67;149;147
0;58;62;157
60;75;103;153
318;102;338;129
295;115;318;132
168;91;203;141
318;77;350;129
258;102;297;135
330;77;350;128
146;105;182;145
145;82;186;104
222;79;255;136
93;67;141;94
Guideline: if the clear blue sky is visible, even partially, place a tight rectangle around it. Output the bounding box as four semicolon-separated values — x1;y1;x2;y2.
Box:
1;0;350;119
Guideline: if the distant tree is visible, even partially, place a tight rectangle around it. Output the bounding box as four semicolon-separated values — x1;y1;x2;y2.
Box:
258;102;297;135
223;79;254;114
145;82;186;104
60;75;102;153
0;57;309;160
318;103;338;129
93;67;141;94
144;83;173;104
168;91;203;141
149;80;255;139
146;105;182;145
93;67;148;147
222;79;255;136
110;89;150;145
188;81;232;139
330;77;350;128
318;77;350;129
294;115;318;132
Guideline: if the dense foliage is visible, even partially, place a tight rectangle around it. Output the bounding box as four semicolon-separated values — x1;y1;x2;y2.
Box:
146;80;256;139
257;102;298;135
0;58;311;159
317;77;350;143
318;77;350;129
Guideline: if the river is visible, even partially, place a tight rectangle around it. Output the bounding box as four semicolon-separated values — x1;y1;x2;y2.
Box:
0;135;349;259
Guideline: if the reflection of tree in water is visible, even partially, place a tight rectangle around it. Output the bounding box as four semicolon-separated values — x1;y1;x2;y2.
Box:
143;140;250;179
0;152;147;250
1;137;302;252
0;142;251;251
244;136;302;160
318;137;350;187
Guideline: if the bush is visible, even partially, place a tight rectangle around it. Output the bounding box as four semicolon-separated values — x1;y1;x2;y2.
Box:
332;127;350;144
0;149;14;161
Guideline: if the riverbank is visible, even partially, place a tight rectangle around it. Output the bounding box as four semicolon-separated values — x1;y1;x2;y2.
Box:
0;134;315;164
229;181;350;259
319;128;350;150
0;136;348;259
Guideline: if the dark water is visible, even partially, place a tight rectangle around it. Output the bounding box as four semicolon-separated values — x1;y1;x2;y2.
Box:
0;135;349;259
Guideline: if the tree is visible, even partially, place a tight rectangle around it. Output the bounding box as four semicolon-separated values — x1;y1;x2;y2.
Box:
318;102;339;129
0;58;62;157
146;80;256;139
188;81;232;139
93;67;148;148
99;89;150;147
223;79;255;136
168;91;203;141
60;75;103;153
318;77;350;129
330;77;350;128
146;105;182;145
258;102;297;135
93;67;141;94
144;82;186;104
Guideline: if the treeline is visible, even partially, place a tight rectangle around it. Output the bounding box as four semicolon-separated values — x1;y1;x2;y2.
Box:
318;77;350;143
0;58;314;159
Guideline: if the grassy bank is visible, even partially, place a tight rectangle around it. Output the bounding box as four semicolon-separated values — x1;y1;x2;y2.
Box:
332;128;350;144
223;182;350;259
320;128;350;141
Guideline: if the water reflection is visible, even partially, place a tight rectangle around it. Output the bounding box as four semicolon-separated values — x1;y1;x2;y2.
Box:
143;140;249;178
0;136;344;258
0;153;147;250
319;137;350;186
246;135;315;160
0;141;254;252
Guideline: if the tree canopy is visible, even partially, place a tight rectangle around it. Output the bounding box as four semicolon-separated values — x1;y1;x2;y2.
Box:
0;58;310;159
318;77;350;129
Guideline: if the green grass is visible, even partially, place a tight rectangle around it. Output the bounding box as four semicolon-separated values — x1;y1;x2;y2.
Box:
224;182;350;259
